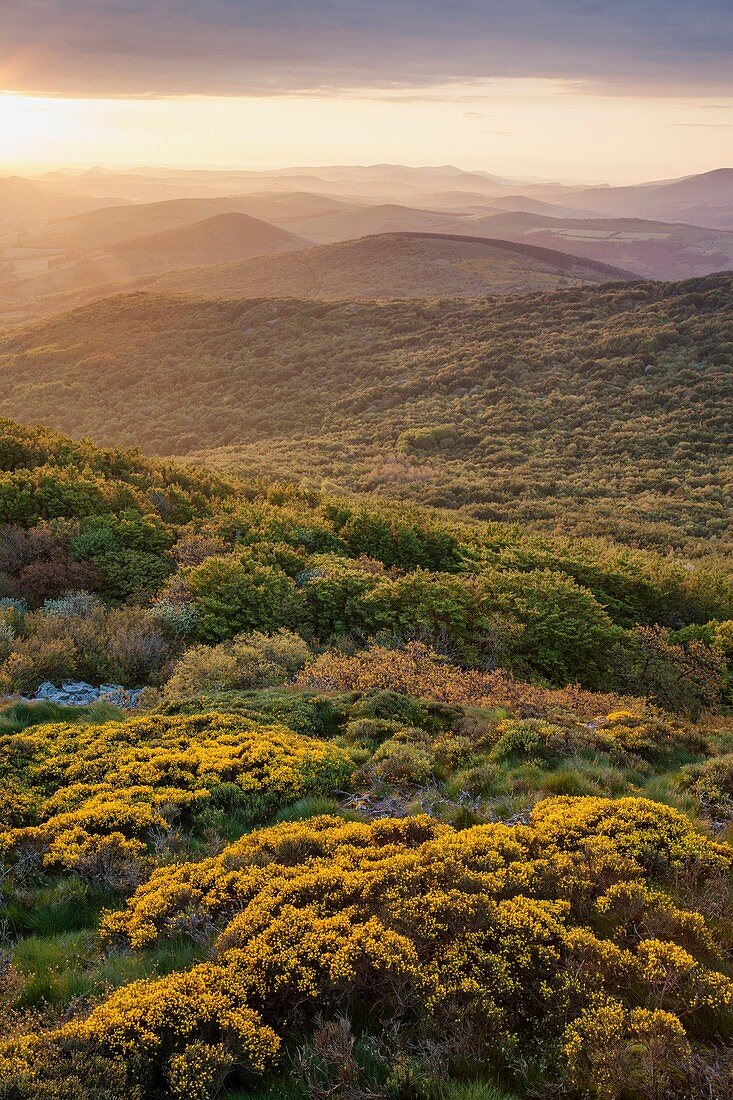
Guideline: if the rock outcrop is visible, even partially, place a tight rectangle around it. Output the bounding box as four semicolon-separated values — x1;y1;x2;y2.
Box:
33;680;143;708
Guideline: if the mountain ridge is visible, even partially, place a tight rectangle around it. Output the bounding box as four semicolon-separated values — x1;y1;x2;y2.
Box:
146;230;637;301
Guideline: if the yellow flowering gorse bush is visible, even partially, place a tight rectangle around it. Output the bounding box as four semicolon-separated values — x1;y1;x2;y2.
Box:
2;797;733;1096
0;713;353;883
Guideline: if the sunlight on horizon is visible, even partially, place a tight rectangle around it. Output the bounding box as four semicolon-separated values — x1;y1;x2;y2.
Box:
2;85;732;184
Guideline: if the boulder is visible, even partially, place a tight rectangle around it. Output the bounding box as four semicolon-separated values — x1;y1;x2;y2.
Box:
28;680;142;709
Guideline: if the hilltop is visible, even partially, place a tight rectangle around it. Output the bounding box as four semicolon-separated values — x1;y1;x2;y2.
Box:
1;273;730;551
149;231;635;300
4;212;306;304
26;194;309;250
113;211;306;264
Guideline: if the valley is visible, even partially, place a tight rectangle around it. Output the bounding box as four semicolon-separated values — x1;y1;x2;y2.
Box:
0;153;731;1100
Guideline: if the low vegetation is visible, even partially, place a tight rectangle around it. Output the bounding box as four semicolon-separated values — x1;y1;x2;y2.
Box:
0;419;731;1097
1;275;730;551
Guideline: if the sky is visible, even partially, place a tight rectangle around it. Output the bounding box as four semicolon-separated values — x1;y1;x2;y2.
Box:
1;0;732;182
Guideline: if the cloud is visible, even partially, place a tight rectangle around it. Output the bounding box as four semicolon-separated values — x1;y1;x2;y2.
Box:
1;1;731;98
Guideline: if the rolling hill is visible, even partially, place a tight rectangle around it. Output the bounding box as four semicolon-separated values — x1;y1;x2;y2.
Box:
260;202;475;244
148;232;635;300
29;195;310;250
568;169;733;229
0;176;129;233
0;273;730;552
0;212;308;307
239;197;733;280
469;212;733;280
113;212;306;264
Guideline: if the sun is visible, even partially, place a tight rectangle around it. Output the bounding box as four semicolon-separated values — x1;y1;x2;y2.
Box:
0;93;80;167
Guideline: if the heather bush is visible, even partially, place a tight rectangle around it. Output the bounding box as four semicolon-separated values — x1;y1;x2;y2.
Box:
149;597;199;638
351;688;430;727
298;641;646;718
490;718;570;763
0;604;172;693
42;591;101;618
343;717;404;745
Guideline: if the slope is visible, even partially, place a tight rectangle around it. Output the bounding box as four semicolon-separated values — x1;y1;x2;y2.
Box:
469;212;733;280
30;195;310;250
2;212;308;304
569;169;733;229
148;231;635;300
0;274;731;551
0;176;129;232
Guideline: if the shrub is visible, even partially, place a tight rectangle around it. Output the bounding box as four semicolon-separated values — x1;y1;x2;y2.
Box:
186;555;305;642
432;733;474;772
0;713;355;884
593;710;708;764
167;1041;235;1100
298;641;645;720
63;965;279;1085
0;1040;139;1100
343;717;404;746
73;804;733;1097
163;644;239;700
564;1002;691;1100
149;598;199;639
611;626;724;717
352;689;430;727
372;740;432;785
679;754;733;819
42;591;101;618
164;630;311;700
0;604;172;693
490;719;569;763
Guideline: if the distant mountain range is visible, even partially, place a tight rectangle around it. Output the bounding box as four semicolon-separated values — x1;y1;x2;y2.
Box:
0;164;731;327
2;213;306;303
563;169;733;229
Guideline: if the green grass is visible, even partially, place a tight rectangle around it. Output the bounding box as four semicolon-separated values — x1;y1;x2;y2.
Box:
5;877;112;937
225;1080;307;1100
9;923;210;1010
430;1082;521;1100
272;796;344;823
0;699;124;734
225;1074;521;1100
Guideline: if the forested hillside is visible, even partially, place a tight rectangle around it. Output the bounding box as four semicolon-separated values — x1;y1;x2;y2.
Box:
149;231;633;299
1;274;731;551
0;417;733;1098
